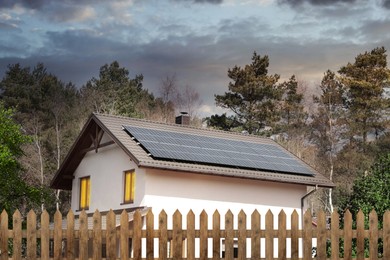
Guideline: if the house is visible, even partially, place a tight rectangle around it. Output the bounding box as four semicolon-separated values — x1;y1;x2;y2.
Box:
51;112;333;223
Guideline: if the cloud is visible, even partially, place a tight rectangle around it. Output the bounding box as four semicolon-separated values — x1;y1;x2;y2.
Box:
277;0;356;6
382;0;390;8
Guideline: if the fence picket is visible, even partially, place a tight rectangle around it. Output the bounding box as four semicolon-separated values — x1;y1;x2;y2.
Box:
265;210;273;260
238;210;246;260
303;210;312;260
40;210;50;260
79;210;88;260
172;210;183;259
159;210;168;260
278;210;286;260
54;210;62;260
92;210;101;260
187;210;195;260
67;210;75;260
356;210;364;260
251;210;260;260
0;208;388;260
330;211;339;260
120;210;129;260
225;210;234;260
27;210;36;260
146;210;155;260
369;210;378;260
291;210;299;260
200;210;208;260
134;210;143;260
212;210;221;260
12;210;22;260
344;210;352;260
384;211;390;259
0;211;7;260
317;210;326;260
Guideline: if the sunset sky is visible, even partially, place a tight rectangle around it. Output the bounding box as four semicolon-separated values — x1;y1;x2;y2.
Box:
1;0;390;116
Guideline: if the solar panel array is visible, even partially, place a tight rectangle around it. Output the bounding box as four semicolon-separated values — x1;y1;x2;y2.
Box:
123;125;314;176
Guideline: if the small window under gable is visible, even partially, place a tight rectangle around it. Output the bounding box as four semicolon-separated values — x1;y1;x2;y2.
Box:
123;170;135;204
79;176;90;210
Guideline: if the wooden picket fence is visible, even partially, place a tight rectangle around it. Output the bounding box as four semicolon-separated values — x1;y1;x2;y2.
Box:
0;209;389;260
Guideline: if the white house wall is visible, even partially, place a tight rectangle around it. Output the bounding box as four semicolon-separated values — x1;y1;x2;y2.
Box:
71;141;146;213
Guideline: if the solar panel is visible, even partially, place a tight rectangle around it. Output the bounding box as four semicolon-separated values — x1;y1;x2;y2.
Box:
123;125;314;176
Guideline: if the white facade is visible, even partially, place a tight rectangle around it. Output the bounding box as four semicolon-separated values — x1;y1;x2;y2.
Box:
70;136;310;258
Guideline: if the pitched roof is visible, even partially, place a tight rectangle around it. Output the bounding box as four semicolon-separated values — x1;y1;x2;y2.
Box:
51;113;334;190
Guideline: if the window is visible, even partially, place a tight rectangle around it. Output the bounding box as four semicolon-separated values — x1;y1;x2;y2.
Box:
79;176;90;210
123;170;135;204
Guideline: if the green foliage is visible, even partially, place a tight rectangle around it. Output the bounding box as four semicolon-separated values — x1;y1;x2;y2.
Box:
340;153;390;222
215;52;282;134
339;46;390;143
204;113;240;131
0;103;46;212
80;61;154;118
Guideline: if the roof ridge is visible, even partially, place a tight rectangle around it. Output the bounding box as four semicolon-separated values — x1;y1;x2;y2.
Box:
93;113;271;140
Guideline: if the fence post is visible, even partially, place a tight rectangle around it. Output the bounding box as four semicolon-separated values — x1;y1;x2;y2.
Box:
13;210;22;260
251;210;260;260
369;210;378;260
278;210;286;260
41;210;50;260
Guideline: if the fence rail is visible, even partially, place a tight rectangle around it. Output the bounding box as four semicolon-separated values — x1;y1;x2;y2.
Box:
0;209;389;260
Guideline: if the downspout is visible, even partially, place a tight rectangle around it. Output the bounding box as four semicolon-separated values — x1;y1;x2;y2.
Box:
301;185;318;227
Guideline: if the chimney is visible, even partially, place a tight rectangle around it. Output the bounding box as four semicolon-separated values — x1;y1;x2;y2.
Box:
175;112;190;125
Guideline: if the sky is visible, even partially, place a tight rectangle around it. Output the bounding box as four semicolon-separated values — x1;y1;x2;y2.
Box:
1;0;390;117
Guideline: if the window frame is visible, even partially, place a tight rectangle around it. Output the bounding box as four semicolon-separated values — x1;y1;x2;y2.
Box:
79;176;91;210
123;170;135;204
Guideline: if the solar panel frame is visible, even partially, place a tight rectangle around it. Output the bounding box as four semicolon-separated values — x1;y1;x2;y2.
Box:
123;125;315;176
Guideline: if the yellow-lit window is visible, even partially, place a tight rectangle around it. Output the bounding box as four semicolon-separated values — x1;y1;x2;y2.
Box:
79;176;90;210
124;170;135;204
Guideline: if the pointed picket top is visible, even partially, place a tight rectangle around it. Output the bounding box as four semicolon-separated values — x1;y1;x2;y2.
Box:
251;209;260;217
41;210;49;225
317;210;326;225
266;209;273;217
213;209;220;221
13;209;21;220
146;208;154;220
134;209;142;221
54;209;62;223
121;209;129;223
173;209;182;217
369;209;378;224
27;209;36;219
79;210;87;224
67;209;74;219
278;209;286;219
200;209;208;219
187;209;195;219
1;209;7;218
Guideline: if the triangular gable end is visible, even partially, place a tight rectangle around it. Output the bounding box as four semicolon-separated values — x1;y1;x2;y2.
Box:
50;114;136;190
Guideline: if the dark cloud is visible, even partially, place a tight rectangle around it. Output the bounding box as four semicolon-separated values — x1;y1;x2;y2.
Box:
277;0;356;7
173;0;223;4
383;0;390;8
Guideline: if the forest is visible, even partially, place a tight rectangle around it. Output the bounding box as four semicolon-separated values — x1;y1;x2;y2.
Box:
0;47;389;219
